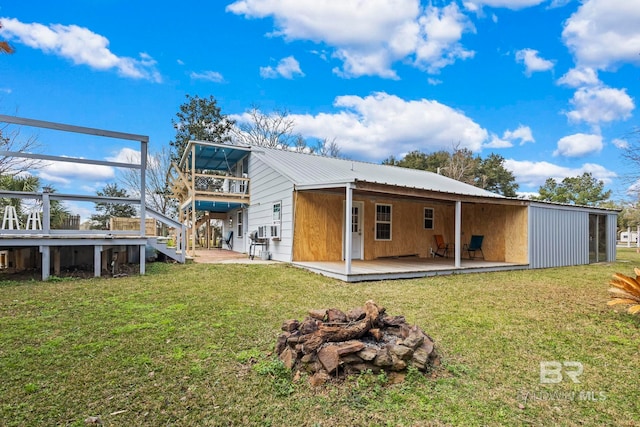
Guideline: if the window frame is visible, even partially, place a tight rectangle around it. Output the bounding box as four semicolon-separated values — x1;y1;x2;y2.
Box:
237;210;243;238
375;203;392;241
424;207;434;230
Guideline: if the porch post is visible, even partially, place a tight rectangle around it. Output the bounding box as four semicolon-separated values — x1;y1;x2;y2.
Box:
454;200;461;268
140;139;147;237
627;226;631;248
42;190;51;234
40;246;50;281
191;144;197;256
345;183;353;275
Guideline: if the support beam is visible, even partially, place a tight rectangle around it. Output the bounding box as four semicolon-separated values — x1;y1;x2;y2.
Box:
454;200;461;268
345;183;353;275
140;139;147;238
191;144;197;256
42;191;51;233
40;246;50;281
94;245;102;278
139;245;146;275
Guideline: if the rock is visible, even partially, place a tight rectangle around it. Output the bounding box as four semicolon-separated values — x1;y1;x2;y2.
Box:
420;338;434;356
300;353;316;364
281;319;300;332
340;354;364;364
327;308;348;323
373;348;393;367
279;347;296;370
381;315;406;326
391;353;407;371
309;370;331;387
369;328;383;341
84;416;102;425
346;307;365;321
403;328;425;350
317;345;341;373
299;318;318;335
275;333;289;355
344;362;379;374
390;344;413;360
308;309;328;321
335;340;365;355
411;346;429;370
357;347;378;361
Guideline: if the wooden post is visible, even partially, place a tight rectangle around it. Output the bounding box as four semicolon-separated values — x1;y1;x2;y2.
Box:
345;183;353;275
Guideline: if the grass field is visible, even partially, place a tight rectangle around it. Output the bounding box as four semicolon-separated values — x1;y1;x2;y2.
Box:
1;249;639;426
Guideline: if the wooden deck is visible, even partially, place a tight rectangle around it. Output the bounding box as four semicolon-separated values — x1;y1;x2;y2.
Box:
293;256;529;282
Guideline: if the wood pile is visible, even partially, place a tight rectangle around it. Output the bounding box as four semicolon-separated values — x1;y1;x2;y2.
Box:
275;300;439;385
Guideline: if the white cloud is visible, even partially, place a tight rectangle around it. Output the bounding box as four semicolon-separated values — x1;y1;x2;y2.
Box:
227;0;474;78
504;159;616;189
190;70;224;82
38;158;115;186
106;148;141;164
463;0;546;11
553;133;602;157
427;78;442;85
484;134;512;148
557;67;599;88
612;138;629;149
515;48;554;76
562;0;640;70
566;86;634;125
0;17;162;82
260;56;304;79
285;92;488;160
504;125;534;145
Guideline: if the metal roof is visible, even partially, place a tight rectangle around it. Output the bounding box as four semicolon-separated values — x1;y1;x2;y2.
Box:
180;140;251;171
252;147;503;199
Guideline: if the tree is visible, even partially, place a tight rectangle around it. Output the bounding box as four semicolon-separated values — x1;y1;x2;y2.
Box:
90;183;137;230
170;94;235;162
0;22;14;54
0;122;41;176
232;106;296;149
314;137;342;158
475;154;519;197
117;146;176;217
0;174;39;218
534;172;611;206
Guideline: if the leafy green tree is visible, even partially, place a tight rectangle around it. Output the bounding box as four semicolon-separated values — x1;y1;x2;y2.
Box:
475;154;519;197
90;183;137;230
170;94;235;162
534;172;611;206
0;174;39;218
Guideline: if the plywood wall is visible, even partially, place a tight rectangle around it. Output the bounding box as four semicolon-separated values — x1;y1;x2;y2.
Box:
292;192;344;261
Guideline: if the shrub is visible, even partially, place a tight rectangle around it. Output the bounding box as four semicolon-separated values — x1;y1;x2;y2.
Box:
607;268;640;315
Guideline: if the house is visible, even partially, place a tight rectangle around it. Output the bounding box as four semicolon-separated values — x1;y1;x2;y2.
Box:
171;140;618;282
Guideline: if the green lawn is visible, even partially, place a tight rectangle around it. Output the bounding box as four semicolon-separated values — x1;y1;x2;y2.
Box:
1;250;639;426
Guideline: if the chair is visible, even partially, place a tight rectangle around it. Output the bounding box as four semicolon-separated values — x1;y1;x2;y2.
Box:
223;230;233;250
463;235;484;259
2;206;20;230
433;234;449;258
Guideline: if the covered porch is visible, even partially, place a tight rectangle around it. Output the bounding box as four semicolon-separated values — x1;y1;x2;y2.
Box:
294;256;528;282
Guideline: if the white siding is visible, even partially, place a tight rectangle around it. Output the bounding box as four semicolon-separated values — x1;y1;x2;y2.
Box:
247;155;295;262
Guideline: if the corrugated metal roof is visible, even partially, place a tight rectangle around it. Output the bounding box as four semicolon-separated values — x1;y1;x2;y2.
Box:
253;147;503;198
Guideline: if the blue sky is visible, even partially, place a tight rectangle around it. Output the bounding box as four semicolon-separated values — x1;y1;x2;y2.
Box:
1;0;639;219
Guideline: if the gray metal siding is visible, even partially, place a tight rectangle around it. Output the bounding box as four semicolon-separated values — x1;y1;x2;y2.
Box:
529;206;589;269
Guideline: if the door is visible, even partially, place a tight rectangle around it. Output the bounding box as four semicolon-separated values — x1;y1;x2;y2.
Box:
349;202;364;260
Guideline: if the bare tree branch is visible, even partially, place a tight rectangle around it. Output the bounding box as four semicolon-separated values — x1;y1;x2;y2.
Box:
0;123;42;176
232;106;296;149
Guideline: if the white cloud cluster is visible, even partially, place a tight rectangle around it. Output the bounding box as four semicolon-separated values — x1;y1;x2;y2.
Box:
566;86;634;126
562;0;640;71
463;0;546;12
557;67;599;88
553;133;602;157
515;48;554;76
504;159;616;189
287;92;488;159
0;17;161;82
38;158;115;186
226;0;475;78
484;125;534;148
260;56;304;79
190;70;224;83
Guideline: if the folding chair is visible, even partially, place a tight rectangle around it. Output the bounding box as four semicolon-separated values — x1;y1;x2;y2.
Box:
223;230;233;250
433;234;449;258
463;235;484;259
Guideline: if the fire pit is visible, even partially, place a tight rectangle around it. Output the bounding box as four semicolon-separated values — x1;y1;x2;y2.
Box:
275;300;439;385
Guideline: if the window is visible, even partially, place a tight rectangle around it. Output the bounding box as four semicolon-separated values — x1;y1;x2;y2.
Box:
272;202;282;222
237;211;243;237
375;204;392;240
424;207;434;230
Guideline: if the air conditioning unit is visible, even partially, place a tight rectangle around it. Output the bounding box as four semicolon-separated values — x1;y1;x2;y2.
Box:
257;225;268;239
270;224;281;240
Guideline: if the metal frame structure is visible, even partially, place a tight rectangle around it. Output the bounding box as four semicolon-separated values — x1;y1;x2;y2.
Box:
0;115;186;280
